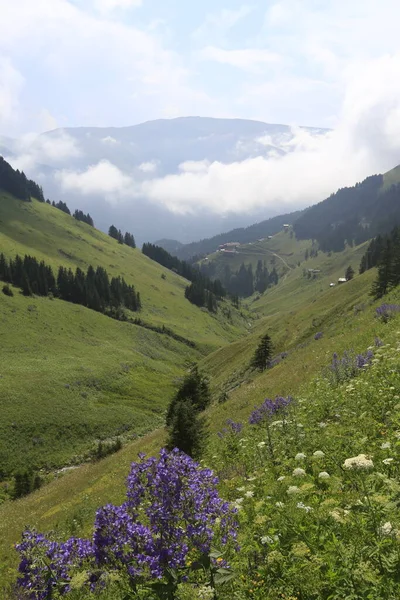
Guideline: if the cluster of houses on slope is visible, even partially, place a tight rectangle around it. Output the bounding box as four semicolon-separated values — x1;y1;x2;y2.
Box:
217;242;239;254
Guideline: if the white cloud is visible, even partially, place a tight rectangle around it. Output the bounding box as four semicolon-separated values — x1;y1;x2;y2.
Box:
7;130;81;171
138;161;157;173
199;47;282;72
93;0;142;12
0;58;24;129
136;54;400;215
56;160;134;198
192;5;253;44
101;135;118;144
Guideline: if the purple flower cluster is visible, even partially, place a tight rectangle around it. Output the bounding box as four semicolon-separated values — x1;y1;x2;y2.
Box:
314;332;323;340
16;531;94;599
329;348;374;383
249;396;293;425
376;304;400;322
218;419;243;438
16;449;238;597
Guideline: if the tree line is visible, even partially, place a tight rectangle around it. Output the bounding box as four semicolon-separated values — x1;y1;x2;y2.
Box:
142;242;226;311
0;251;141;315
360;226;400;298
0;156;44;202
201;259;279;298
294;174;400;252
108;225;136;248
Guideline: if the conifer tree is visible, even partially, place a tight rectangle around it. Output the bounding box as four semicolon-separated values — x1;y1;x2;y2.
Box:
345;265;355;280
251;334;273;372
166;400;208;459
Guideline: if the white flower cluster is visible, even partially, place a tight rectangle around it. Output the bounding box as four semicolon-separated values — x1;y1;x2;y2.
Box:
197;585;216;600
318;471;330;479
260;534;279;545
342;454;374;470
313;450;325;458
296;502;312;512
292;468;306;477
287;485;300;495
295;452;306;461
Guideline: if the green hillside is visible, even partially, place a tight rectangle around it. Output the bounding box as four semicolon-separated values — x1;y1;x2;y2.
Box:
0;193;248;478
4;177;400;597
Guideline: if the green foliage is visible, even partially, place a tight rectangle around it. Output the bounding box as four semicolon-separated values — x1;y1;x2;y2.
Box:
2;284;13;296
345;265;354;280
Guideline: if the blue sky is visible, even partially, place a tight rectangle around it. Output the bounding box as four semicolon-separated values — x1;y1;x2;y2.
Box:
2;0;400;136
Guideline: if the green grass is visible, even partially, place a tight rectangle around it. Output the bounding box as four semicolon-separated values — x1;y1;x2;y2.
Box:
0;194;249;475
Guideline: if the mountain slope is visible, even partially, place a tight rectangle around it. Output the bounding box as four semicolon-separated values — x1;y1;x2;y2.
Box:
294;164;400;251
0;192;247;476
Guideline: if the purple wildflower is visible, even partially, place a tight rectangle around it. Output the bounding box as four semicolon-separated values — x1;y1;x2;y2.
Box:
314;332;323;340
376;304;400;322
249;396;293;425
16;450;238;596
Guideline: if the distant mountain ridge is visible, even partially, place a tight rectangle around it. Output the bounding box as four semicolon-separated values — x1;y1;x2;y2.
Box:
2;116;329;244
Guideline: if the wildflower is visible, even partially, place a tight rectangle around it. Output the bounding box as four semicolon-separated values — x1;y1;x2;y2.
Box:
287;486;300;495
197;585;215;600
275;502;284;508
247;476;257;482
296;502;312;512
381;442;391;449
257;441;266;448
236;486;246;492
383;458;394;465
380;522;394;536
277;476;286;482
292;468;306;477
343;454;374;470
249;396;293;425
318;422;327;428
295;453;306;461
245;491;254;498
261;536;274;545
318;471;330;479
313;450;325;458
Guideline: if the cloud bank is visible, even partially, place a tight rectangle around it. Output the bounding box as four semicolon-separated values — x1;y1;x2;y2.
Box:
53;54;400;217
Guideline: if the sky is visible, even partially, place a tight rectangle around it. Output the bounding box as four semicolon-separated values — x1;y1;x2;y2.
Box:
2;0;400;226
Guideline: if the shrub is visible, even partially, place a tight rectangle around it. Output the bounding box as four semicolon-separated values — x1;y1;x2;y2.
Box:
2;284;13;296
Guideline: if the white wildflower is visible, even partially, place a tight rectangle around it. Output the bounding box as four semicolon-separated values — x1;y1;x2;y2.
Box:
380;522;394;536
234;498;244;505
292;468;306;477
275;502;284;508
383;458;394;465
287;485;300;495
295;453;306;461
247;476;257;482
197;585;215;600
236;486;246;492
318;471;330;479
343;454;374;470
245;490;254;498
313;450;325;458
381;442;391;449
318;422;327;428
260;535;274;545
270;420;283;428
296;502;312;512
277;476;286;482
257;441;266;448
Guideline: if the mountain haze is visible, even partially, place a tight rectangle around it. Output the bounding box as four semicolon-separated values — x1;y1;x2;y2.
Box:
2;117;329;244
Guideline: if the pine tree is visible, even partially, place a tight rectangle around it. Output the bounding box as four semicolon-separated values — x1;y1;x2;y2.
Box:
166;365;211;427
166;400;208;459
251;334;273;372
345;265;355;280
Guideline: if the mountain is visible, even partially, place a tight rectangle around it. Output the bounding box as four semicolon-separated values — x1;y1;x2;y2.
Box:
162;210;303;260
293;165;400;251
2;117;329;244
